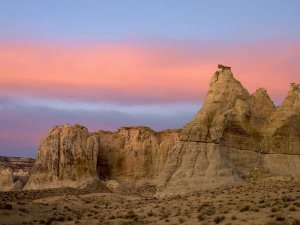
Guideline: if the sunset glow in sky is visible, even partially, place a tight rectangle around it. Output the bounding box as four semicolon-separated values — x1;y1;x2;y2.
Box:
1;0;300;157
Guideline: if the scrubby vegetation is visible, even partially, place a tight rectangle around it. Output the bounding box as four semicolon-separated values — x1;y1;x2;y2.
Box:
0;178;299;225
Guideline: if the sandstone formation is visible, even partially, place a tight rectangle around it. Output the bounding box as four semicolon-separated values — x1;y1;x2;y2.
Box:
25;125;179;190
25;64;300;195
157;65;300;195
0;156;35;191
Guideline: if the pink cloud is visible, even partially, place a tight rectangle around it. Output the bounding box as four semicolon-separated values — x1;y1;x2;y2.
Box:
0;40;299;104
1;40;300;157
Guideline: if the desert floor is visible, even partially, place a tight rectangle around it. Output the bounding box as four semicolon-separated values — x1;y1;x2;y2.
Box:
0;177;300;225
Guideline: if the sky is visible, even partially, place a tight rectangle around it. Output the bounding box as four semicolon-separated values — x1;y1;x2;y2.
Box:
0;0;300;158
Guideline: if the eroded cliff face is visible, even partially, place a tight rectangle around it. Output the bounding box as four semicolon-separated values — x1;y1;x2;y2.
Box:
0;157;35;191
263;83;300;154
97;127;179;181
157;65;300;195
25;125;100;189
25;125;179;190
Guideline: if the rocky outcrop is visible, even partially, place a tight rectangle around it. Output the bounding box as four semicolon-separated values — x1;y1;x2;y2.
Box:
0;157;35;191
25;125;100;189
25;125;179;190
157;65;300;195
26;64;300;195
0;156;35;171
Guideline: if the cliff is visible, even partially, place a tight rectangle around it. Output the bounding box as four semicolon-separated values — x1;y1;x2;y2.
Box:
25;126;179;190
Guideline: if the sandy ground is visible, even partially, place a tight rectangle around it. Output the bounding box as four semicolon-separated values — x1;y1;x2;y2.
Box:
0;177;300;225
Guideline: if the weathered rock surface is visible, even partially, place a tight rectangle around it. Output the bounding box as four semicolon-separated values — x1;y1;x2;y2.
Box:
157;65;300;195
97;127;179;181
25;125;100;189
25;125;179;190
263;83;300;154
0;156;35;191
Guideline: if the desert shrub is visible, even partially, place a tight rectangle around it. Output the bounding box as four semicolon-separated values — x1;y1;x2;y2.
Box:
18;207;29;213
239;204;250;212
159;213;169;220
293;201;300;207
108;215;115;219
120;221;148;225
56;217;65;221
281;195;294;202
45;217;56;225
283;202;289;208
231;215;236;220
271;207;278;212
289;206;296;211
147;210;155;217
198;214;205;221
0;203;13;210
213;215;225;224
265;222;278;225
251;205;259;212
175;210;181;216
159;207;170;219
197;202;216;216
124;210;138;219
178;217;185;223
275;214;285;221
264;221;288;225
259;199;265;204
292;219;300;225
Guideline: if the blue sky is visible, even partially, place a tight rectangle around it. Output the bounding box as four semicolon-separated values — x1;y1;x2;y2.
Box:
1;0;300;42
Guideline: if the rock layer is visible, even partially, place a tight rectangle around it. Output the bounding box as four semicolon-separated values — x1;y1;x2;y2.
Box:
25;125;179;190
